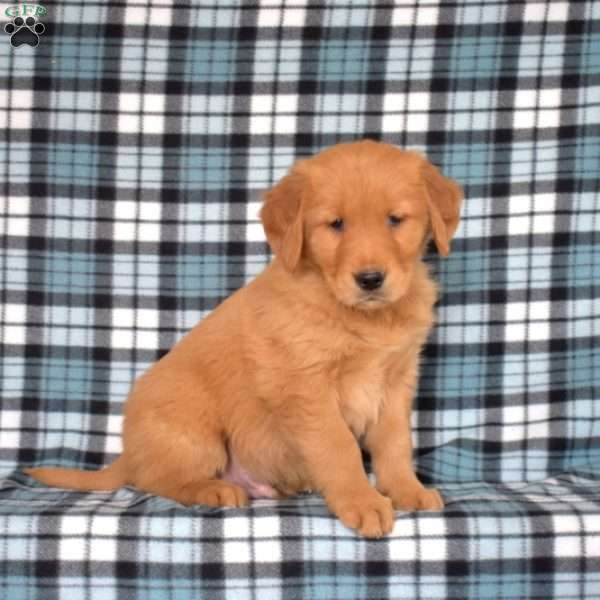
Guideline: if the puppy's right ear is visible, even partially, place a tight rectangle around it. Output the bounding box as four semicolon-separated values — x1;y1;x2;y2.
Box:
260;162;307;272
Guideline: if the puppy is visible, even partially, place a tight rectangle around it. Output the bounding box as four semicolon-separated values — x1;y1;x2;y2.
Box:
26;140;462;538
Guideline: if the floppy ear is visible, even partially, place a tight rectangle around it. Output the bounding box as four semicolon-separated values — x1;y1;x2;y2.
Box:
259;163;307;272
421;161;463;257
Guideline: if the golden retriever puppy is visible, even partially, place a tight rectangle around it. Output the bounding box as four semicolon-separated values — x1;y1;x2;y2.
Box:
26;140;462;538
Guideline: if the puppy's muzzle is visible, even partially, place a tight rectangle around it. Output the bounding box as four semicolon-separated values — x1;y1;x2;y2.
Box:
354;270;385;291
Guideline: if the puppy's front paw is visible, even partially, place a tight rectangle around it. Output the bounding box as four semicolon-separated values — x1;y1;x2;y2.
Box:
330;487;394;538
388;483;444;512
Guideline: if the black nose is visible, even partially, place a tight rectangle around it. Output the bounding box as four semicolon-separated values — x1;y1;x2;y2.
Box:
354;270;385;291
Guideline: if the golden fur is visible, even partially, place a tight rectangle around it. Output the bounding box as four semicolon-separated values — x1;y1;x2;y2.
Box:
26;140;463;538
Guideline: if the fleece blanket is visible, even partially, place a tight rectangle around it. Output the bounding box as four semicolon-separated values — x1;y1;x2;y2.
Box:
0;1;599;598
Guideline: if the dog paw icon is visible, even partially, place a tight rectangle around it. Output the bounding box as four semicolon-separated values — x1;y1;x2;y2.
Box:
4;16;45;47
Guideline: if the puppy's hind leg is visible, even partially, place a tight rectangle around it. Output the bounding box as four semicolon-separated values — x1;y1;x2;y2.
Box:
129;429;249;508
123;377;248;506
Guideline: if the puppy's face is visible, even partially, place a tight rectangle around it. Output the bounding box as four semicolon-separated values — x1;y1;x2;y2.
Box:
261;141;463;310
302;155;431;309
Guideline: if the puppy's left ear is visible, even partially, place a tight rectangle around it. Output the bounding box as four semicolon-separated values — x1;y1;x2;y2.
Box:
260;162;307;272
422;161;463;257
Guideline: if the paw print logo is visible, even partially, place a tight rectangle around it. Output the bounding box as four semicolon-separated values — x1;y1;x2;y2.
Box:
4;16;45;47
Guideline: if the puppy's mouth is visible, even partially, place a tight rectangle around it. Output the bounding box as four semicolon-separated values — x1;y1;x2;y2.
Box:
353;291;389;310
327;273;408;310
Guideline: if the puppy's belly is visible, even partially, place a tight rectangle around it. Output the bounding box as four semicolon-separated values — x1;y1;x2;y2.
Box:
221;453;280;499
224;413;312;498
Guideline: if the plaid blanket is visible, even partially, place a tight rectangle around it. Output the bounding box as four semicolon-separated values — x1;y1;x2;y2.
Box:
1;0;599;598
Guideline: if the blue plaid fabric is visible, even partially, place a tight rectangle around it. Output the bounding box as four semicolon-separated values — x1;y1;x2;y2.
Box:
1;0;599;598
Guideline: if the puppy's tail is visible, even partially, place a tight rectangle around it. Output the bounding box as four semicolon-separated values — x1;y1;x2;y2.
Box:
24;456;128;492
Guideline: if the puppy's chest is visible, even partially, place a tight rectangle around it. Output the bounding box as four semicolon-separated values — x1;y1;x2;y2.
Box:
334;325;424;439
336;353;390;439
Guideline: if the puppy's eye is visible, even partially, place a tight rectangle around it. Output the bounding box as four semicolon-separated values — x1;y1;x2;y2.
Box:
329;218;344;231
388;214;405;227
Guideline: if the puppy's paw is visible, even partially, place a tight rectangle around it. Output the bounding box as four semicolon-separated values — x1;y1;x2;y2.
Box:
330;488;394;538
195;480;249;508
388;484;444;512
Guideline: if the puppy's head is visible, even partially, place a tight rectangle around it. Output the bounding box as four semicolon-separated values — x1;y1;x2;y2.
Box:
260;140;463;310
